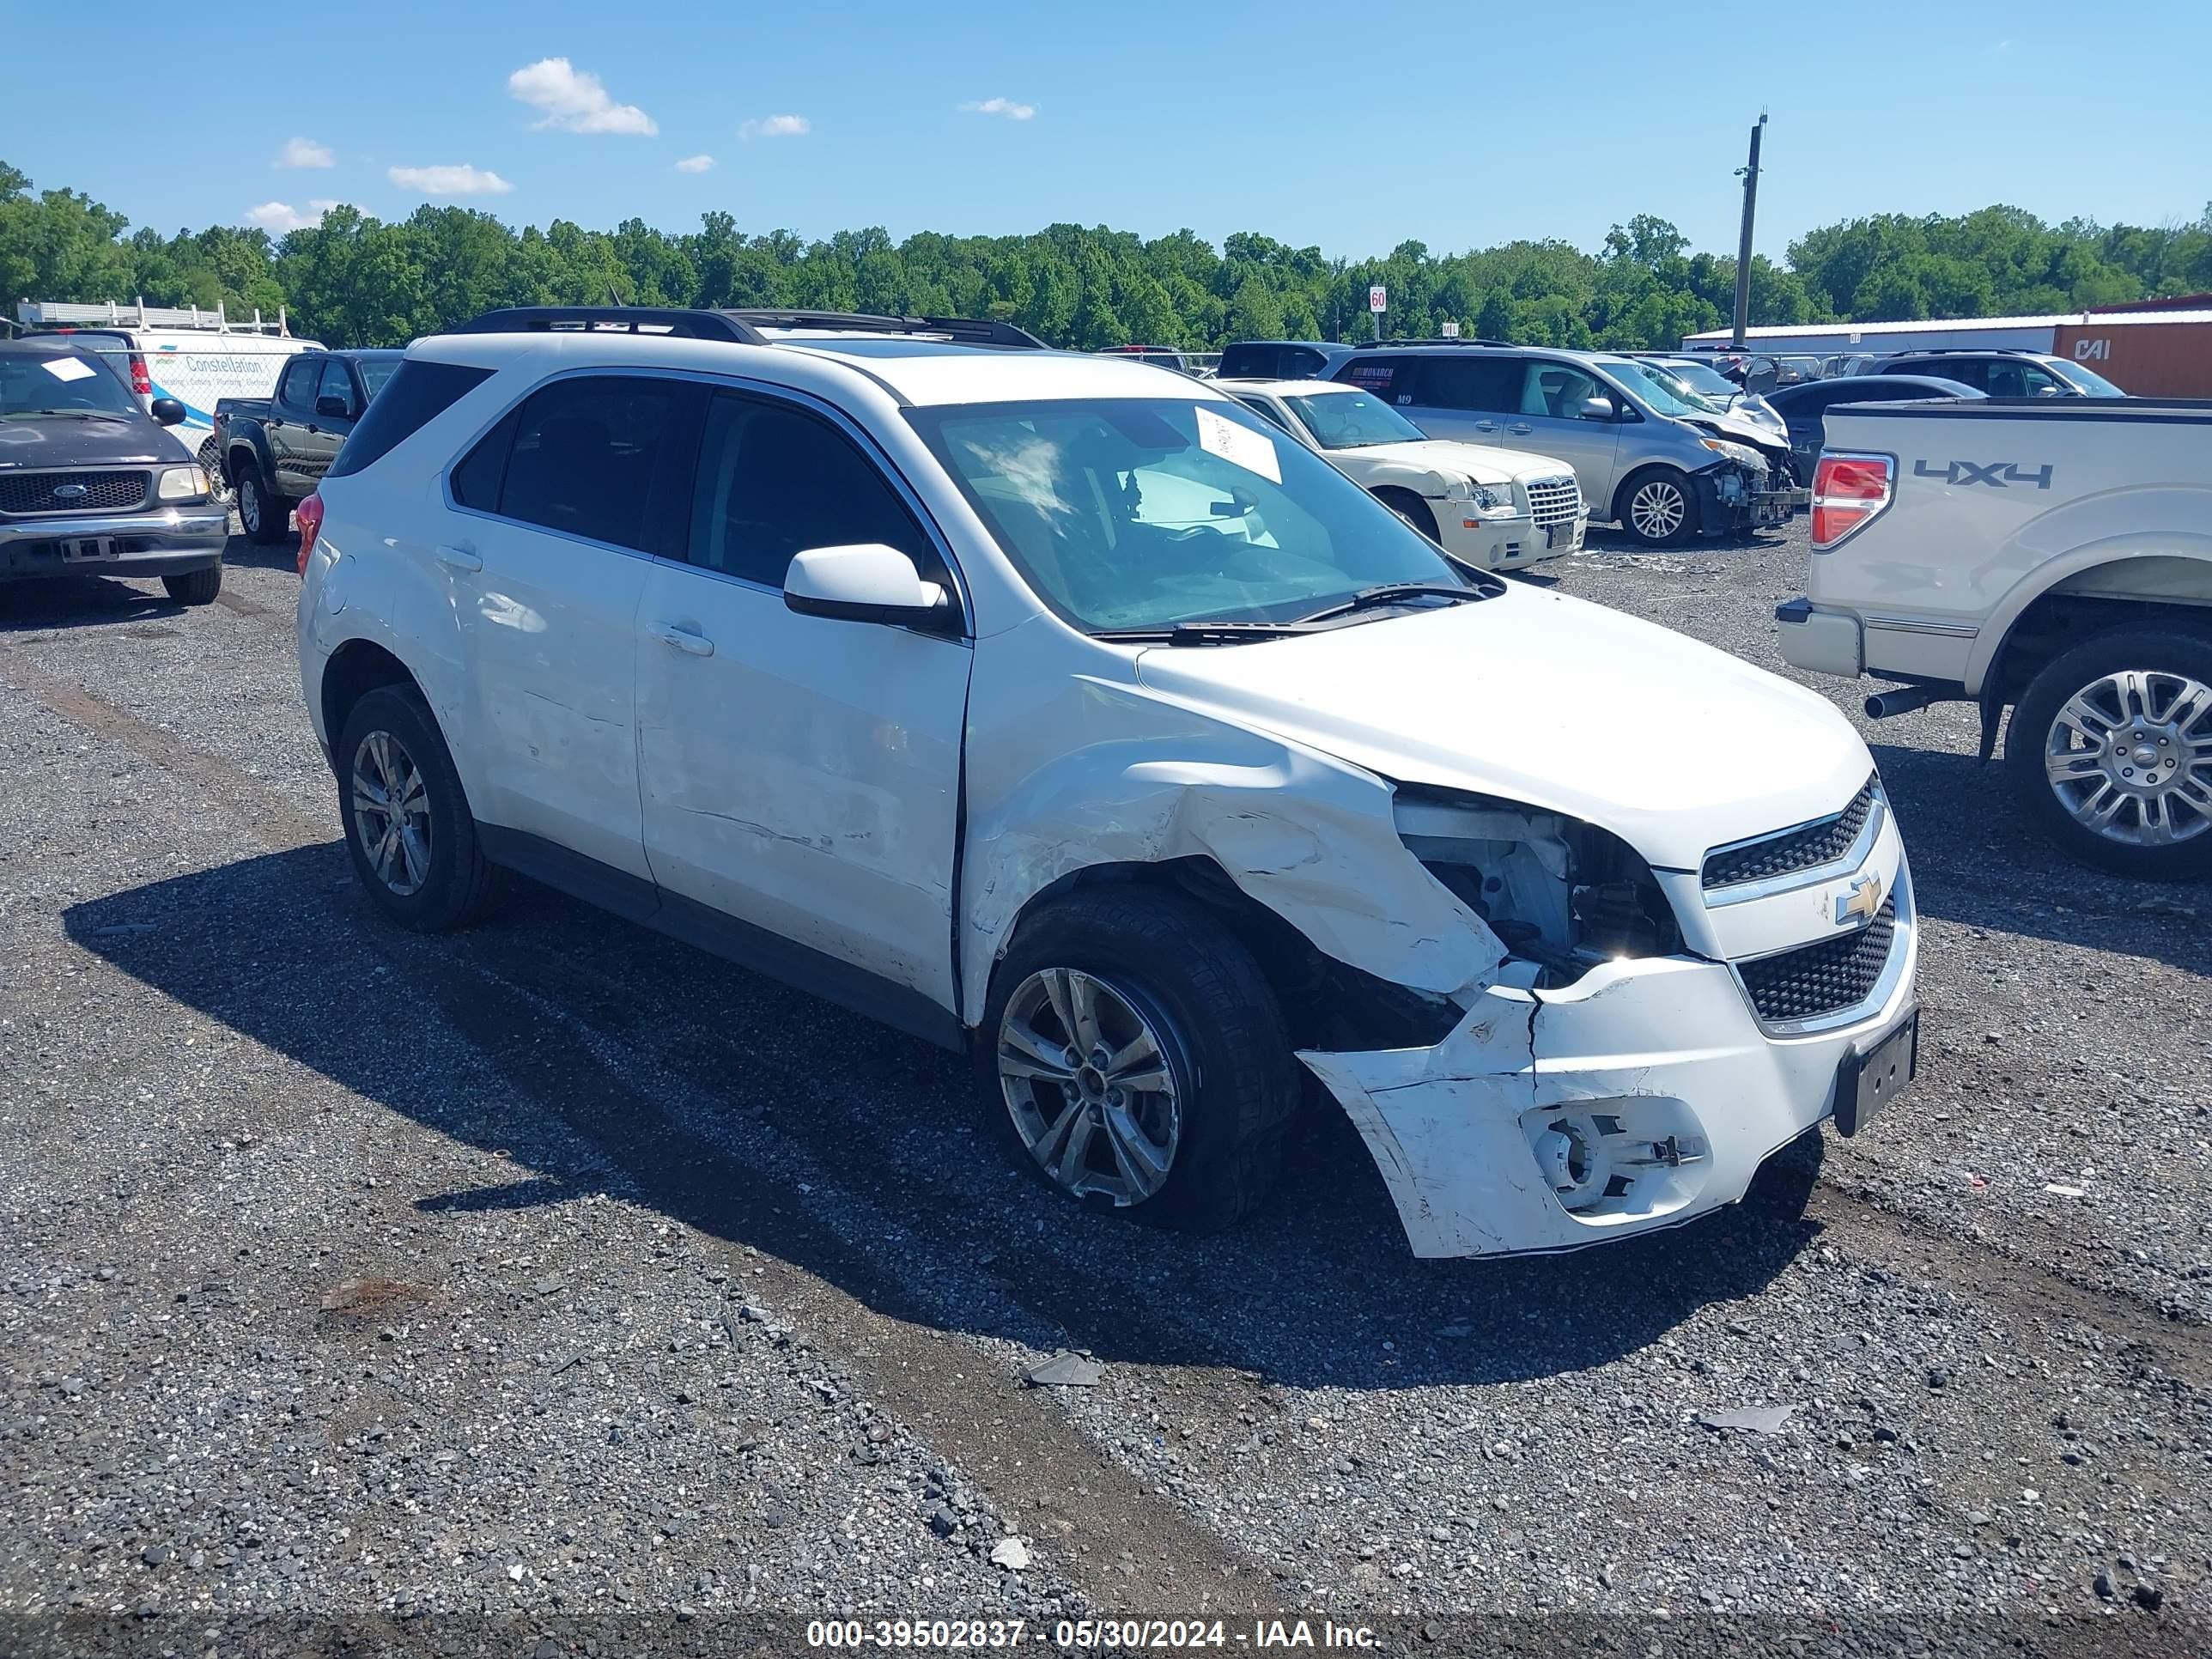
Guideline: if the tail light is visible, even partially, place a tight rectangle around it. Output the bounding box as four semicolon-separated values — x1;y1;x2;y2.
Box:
1811;453;1893;550
128;352;152;396
295;492;325;575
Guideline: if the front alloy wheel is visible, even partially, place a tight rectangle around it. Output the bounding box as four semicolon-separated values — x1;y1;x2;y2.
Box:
997;968;1182;1206
1626;477;1689;545
351;730;433;896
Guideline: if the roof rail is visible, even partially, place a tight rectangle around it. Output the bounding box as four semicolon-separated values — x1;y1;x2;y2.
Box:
448;307;770;344
1356;336;1516;349
728;310;1046;349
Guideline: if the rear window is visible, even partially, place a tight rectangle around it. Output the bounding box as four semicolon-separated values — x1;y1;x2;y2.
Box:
327;360;495;478
1218;343;1326;380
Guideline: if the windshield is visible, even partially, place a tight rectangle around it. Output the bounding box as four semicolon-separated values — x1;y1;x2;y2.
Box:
0;352;143;419
2053;360;2127;397
1656;360;1741;403
1284;389;1428;449
1606;359;1725;417
908;397;1469;633
358;357;401;401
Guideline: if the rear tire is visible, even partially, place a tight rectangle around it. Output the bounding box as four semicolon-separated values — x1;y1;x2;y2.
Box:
977;887;1298;1233
1614;466;1699;548
236;468;290;546
194;436;231;504
336;684;500;931
2004;628;2212;880
161;565;222;606
1375;488;1440;543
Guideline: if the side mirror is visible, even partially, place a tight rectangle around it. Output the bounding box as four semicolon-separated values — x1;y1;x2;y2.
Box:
1577;395;1616;422
784;543;959;634
314;393;352;419
149;397;185;426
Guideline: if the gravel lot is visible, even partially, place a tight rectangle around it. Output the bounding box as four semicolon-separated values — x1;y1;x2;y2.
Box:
2;520;2208;1656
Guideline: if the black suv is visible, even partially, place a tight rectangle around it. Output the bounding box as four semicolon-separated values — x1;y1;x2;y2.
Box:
0;338;228;603
1853;349;2127;398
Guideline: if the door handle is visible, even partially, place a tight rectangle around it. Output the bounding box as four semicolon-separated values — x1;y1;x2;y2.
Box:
434;543;481;573
1473;420;1498;432
650;622;715;657
1506;422;1534;434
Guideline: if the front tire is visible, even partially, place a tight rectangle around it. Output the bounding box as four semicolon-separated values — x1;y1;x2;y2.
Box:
335;685;500;930
978;888;1298;1232
195;437;231;504
236;468;290;546
1615;467;1699;548
2005;629;2212;880
1375;488;1440;543
161;565;222;606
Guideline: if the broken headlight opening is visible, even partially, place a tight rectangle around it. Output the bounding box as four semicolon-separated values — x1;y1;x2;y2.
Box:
1393;787;1684;988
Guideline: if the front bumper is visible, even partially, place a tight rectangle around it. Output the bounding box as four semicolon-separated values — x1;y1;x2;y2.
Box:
0;506;228;582
1434;507;1584;570
1300;857;1918;1258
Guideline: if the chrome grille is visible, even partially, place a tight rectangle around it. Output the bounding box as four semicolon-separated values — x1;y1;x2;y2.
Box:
1739;898;1896;1026
1703;776;1879;892
1525;476;1581;527
0;469;151;516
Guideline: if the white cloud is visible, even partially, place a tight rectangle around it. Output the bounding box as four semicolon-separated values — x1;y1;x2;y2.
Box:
674;153;715;173
507;57;657;135
245;199;342;233
274;137;335;169
738;113;810;140
959;97;1036;120
387;163;514;196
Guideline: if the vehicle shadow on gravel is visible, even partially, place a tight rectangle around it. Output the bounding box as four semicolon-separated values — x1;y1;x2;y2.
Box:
1871;740;2211;974
69;845;1829;1392
0;574;196;632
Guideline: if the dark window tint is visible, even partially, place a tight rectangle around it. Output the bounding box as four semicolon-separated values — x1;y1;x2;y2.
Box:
687;392;932;589
316;357;356;411
329;360;495;478
1900;357;1986;392
1221;343;1327;380
1335;356;1415;403
495;375;707;556
450;406;520;508
280;356;320;405
1415;356;1521;412
1987;360;2062;397
1230;394;1294;433
1771;383;1844;416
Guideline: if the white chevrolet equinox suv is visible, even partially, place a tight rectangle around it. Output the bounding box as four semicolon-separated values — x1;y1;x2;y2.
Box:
295;306;1919;1258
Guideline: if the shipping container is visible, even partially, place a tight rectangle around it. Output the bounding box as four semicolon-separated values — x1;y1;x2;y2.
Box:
2052;314;2212;399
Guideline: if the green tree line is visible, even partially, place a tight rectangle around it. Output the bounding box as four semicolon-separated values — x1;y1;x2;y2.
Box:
6;160;2210;352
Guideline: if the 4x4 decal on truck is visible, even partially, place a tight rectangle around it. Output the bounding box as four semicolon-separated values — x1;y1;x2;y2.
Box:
1913;459;2054;489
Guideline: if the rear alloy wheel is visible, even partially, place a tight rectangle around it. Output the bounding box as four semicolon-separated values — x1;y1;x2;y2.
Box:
2007;629;2212;879
237;470;290;546
336;684;499;930
1619;468;1698;548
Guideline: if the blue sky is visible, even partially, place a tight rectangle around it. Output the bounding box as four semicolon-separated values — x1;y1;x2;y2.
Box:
11;0;2208;260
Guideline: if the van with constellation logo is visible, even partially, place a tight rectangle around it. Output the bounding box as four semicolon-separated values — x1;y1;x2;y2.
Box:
1778;395;2212;878
15;301;324;484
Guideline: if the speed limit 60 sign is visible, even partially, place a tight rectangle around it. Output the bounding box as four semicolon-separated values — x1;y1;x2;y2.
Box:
1368;284;1388;313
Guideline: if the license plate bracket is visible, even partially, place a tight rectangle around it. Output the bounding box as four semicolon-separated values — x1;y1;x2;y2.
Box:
61;536;118;562
1832;1007;1917;1137
1546;520;1579;550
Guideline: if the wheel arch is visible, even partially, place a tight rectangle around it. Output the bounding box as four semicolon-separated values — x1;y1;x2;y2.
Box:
1609;460;1691;526
1971;543;2212;704
319;638;423;773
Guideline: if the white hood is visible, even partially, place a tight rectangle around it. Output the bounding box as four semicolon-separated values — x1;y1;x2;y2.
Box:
1133;583;1870;871
1333;438;1568;489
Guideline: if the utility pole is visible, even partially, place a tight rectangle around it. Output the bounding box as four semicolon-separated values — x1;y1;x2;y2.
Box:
1731;112;1767;349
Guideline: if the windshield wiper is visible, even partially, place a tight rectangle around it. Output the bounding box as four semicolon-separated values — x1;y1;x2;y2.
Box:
1094;618;1316;646
1290;582;1490;627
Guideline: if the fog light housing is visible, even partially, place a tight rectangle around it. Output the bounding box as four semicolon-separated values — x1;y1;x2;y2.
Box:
1520;1099;1711;1224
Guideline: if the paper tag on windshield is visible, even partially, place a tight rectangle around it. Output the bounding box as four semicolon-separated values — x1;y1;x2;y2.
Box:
1194;404;1280;483
41;356;97;383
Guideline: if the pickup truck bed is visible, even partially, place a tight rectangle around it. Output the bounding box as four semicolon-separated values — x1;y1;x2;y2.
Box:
1778;396;2212;878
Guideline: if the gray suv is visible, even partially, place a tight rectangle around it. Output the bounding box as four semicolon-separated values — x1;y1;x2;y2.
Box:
1332;343;1799;547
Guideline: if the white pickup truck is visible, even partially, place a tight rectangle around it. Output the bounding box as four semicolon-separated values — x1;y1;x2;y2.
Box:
1777;398;2212;879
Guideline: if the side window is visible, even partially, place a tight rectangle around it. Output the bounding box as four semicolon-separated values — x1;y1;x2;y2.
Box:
1285;346;1325;378
1516;362;1608;419
1927;360;1986;392
1415;356;1520;412
494;375;707;556
1992;362;2061;397
1337;356;1413;404
331;361;495;479
316;357;356;413
1231;394;1294;433
280;357;320;406
450;407;520;507
686;391;935;590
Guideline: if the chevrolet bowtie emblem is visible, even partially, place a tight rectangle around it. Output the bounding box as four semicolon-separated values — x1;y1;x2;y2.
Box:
1835;871;1885;926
